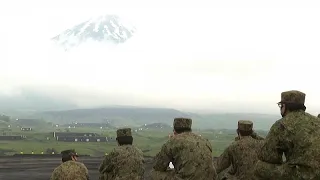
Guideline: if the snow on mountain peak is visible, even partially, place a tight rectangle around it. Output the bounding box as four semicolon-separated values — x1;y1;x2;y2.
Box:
51;15;136;50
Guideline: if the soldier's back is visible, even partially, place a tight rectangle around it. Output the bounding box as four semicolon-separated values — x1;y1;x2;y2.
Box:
281;111;320;173
170;132;215;180
108;145;144;179
50;161;89;180
227;136;262;179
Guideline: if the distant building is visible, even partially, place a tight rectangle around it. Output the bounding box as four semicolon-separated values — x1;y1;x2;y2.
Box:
0;135;26;140
61;123;113;128
56;136;113;142
52;132;98;138
21;127;32;131
141;123;171;129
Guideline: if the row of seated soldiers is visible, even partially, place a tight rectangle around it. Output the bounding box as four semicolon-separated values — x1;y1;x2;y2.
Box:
50;90;320;180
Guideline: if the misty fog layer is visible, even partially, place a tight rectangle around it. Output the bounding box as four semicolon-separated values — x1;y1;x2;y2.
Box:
1;3;320;114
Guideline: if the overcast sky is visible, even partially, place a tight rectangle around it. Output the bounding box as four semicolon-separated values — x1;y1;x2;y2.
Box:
0;0;319;114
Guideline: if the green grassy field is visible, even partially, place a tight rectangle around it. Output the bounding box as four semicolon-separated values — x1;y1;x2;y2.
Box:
0;125;268;157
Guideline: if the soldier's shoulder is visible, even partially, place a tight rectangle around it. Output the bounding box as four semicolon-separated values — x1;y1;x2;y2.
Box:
114;145;125;152
75;161;88;168
110;146;126;156
52;164;62;172
228;140;241;148
197;135;211;144
186;132;205;139
269;118;284;130
115;145;143;156
63;161;87;168
132;145;143;152
116;144;135;150
282;111;319;128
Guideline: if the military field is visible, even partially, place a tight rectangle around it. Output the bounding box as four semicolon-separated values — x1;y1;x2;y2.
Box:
0;107;275;179
0;127;267;179
0;125;268;156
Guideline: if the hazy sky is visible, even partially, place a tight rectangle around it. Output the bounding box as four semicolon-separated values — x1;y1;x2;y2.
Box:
0;0;320;114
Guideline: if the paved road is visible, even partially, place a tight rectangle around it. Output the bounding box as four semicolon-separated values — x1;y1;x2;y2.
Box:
0;156;154;180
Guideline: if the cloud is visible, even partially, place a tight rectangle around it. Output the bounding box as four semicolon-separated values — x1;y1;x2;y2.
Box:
0;1;320;114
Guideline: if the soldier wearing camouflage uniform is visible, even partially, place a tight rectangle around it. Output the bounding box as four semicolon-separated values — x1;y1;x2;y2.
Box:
253;90;320;180
234;129;264;141
215;120;263;180
99;128;145;180
50;149;89;180
151;117;217;180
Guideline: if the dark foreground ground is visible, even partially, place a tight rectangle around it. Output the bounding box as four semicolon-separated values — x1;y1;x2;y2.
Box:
0;156;154;180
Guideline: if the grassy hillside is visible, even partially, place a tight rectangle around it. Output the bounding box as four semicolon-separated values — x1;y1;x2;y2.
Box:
34;107;191;127
1;106;280;130
0;125;268;157
27;108;279;130
0;116;270;157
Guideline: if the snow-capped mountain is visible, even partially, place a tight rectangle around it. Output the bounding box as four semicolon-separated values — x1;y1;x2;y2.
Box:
51;15;136;50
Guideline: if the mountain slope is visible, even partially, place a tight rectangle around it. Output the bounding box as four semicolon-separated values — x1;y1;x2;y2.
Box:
51;15;136;50
35;107;191;127
31;107;278;130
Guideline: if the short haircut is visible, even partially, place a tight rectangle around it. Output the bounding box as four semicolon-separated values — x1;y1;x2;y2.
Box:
116;136;133;145
62;154;73;162
174;127;192;134
284;102;306;112
238;129;253;136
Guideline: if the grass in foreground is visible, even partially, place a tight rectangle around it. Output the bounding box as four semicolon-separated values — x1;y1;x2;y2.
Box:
0;128;267;157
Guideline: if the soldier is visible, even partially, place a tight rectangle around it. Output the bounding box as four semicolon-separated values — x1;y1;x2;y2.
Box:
215;120;263;180
99;128;144;180
234;124;265;141
151;117;217;180
50;149;89;180
253;90;320;179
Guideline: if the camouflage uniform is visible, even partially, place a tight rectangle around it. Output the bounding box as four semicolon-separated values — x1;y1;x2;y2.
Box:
50;150;89;180
152;118;217;180
253;90;320;180
99;128;145;180
234;130;265;141
215;120;263;180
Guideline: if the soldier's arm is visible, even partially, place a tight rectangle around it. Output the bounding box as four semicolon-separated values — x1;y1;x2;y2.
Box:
258;120;285;164
214;146;232;174
84;165;90;180
251;131;265;140
50;167;59;180
153;141;172;171
99;151;116;174
205;139;218;180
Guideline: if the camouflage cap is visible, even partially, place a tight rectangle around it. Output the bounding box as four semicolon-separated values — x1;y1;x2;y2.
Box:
173;117;192;129
318;114;320;118
61;149;78;157
280;90;305;104
238;120;253;131
116;128;132;137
